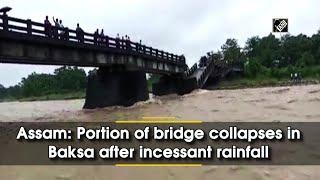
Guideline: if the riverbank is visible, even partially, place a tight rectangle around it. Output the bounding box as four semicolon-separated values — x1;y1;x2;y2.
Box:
0;91;85;102
210;77;320;90
2;77;319;103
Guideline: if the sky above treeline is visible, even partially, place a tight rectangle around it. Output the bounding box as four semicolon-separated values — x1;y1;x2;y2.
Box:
0;0;319;87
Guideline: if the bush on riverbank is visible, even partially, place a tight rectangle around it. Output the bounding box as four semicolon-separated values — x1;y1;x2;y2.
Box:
0;66;86;102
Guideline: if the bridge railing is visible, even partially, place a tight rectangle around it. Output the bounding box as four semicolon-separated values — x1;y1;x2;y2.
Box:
197;57;229;88
184;63;198;77
197;59;215;87
0;15;185;65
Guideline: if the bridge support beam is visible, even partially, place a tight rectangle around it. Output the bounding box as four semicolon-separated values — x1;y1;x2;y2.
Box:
83;67;149;109
152;75;198;96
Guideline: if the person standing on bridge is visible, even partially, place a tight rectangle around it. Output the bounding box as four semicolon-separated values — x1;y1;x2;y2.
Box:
94;29;99;45
44;16;52;38
121;36;125;49
115;33;120;49
100;29;105;46
76;23;84;43
138;40;142;52
58;20;65;40
124;35;128;50
52;17;60;39
126;35;131;51
180;55;186;63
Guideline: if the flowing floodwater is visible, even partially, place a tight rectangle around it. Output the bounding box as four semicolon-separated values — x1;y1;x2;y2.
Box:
1;84;320;122
1;84;320;179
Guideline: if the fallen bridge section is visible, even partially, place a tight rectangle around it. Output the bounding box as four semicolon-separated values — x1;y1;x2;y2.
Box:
152;54;243;96
184;55;243;89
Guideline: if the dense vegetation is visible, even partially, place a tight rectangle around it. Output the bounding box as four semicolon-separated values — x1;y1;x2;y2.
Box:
218;31;320;80
0;66;86;101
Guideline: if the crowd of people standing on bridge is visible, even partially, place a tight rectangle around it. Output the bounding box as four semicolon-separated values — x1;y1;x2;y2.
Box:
43;16;143;50
44;16;68;40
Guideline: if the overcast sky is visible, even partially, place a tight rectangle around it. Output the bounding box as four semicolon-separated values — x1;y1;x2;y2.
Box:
0;0;319;87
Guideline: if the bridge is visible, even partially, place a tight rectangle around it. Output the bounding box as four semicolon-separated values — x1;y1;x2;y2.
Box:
0;13;242;108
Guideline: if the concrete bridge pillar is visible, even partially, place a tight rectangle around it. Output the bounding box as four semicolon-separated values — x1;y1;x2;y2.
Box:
83;66;149;109
152;75;198;96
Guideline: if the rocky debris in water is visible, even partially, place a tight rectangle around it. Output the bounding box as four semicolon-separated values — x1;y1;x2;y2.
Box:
182;89;210;98
287;99;297;103
153;94;180;102
264;105;289;111
91;94;163;111
264;170;271;176
308;97;320;102
168;169;175;176
229;166;241;171
245;98;266;103
302;171;311;178
55;174;71;180
309;89;320;94
270;88;290;94
211;109;219;112
203;166;218;174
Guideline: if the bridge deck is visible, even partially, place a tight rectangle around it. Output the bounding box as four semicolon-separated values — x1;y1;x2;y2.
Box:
185;57;243;88
0;15;187;74
189;67;205;80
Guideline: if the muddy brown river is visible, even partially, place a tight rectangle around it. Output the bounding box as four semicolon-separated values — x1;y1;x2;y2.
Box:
1;84;320;179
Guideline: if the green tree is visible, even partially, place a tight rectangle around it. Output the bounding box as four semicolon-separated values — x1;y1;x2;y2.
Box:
296;52;315;67
20;73;57;96
211;51;223;61
311;30;320;64
6;85;22;99
0;84;6;99
281;34;312;66
244;36;260;58
54;66;86;91
244;58;263;78
258;33;281;67
221;38;241;65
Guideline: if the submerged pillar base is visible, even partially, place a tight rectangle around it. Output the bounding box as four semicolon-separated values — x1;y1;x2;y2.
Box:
152;75;198;96
83;67;149;109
